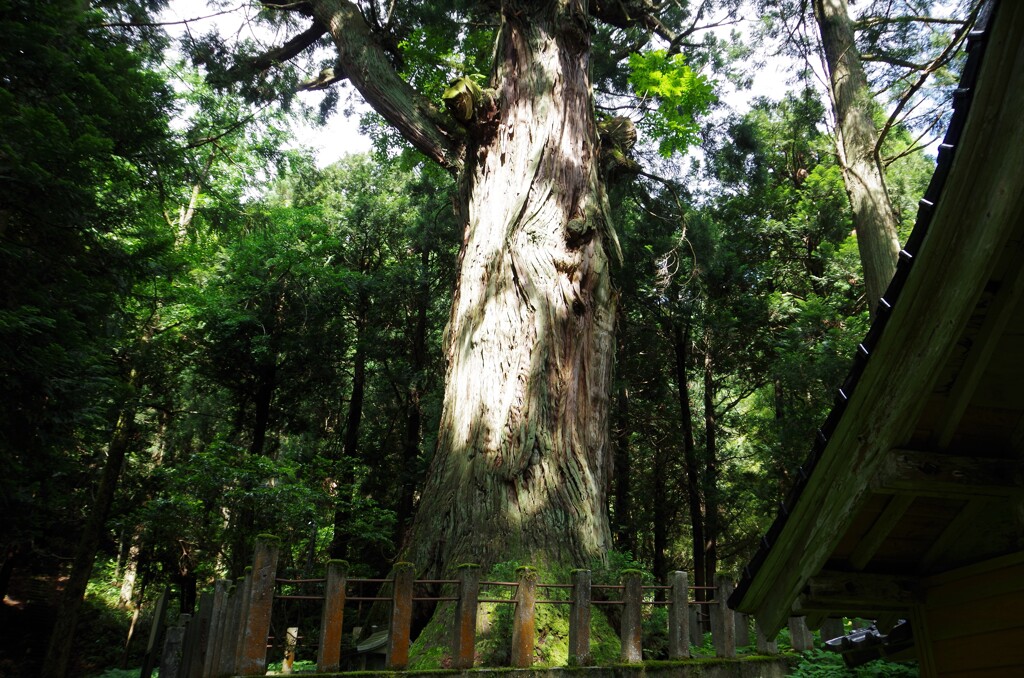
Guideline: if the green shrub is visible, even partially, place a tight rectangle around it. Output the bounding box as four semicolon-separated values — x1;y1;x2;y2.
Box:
788;648;917;677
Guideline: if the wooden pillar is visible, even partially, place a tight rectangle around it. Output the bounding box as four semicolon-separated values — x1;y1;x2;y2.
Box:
510;567;537;668
755;619;778;654
318;559;348;672
202;579;229;678
568;569;592;666
452;564;480;669
710;576;736;658
386;562;415;670
788;616;814;652
237;535;281;676
667;571;690;659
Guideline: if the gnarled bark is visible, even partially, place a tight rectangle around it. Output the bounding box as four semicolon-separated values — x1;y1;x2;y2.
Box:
399;1;617;575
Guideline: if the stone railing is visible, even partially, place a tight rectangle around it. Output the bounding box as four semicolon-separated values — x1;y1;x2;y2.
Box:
149;536;816;677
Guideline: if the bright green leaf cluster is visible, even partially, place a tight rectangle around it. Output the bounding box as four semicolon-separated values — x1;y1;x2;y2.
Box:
627;50;717;157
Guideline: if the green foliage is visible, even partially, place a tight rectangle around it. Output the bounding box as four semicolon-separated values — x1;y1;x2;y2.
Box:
0;0;175;566
608;85;874;581
627;51;717;156
91;670;147;678
411;560;621;669
788;649;917;677
442;74;485;122
0;1;957;672
75;560;149;676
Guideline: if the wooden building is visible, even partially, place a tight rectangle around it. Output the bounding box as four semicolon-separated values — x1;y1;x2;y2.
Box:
728;2;1024;676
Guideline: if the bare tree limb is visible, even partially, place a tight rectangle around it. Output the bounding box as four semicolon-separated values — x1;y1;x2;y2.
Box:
861;53;929;70
872;1;981;157
241;21;329;74
101;6;243;28
855;15;966;30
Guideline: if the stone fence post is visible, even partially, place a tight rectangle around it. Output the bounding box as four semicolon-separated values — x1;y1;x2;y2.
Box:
755;619;779;654
568;569;592;666
511;567;537;668
710;575;736;658
452;564;480;669
318;559;348;672
788;616;814;652
620;570;643;663
159;614;189;678
667;571;690;659
386;562;415;670
237;535;281;676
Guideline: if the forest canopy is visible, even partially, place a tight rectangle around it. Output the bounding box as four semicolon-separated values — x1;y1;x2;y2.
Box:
0;0;979;676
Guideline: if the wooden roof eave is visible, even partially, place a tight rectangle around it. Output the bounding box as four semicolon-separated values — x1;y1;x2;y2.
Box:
731;2;1024;637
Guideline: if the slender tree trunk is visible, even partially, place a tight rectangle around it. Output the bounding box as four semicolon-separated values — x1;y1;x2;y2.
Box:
671;322;706;599
177;570;197;615
331;305;367;559
702;336;718;586
120;578;147;668
612;382;634;555
396;250;430;547
229;359;278;575
813;0;900;315
249;360;277;458
117;527;143;608
41;381;140;678
400;1;617;575
651;323;672;583
652;439;669;582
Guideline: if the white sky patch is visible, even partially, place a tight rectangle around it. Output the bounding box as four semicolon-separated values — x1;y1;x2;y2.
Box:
159;0;370;167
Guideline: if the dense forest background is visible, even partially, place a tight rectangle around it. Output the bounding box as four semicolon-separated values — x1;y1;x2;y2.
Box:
0;0;977;675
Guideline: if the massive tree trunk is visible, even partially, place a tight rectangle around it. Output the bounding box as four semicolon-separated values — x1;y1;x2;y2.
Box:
813;0;900;315
302;0;619;576
397;2;617;575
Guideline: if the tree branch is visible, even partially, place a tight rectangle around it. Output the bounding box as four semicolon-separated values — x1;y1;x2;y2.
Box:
261;0;314;14
101;5;243;28
307;0;465;173
873;1;981;157
241;20;329;74
590;0;680;49
860;53;929;70
855;15;966;30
